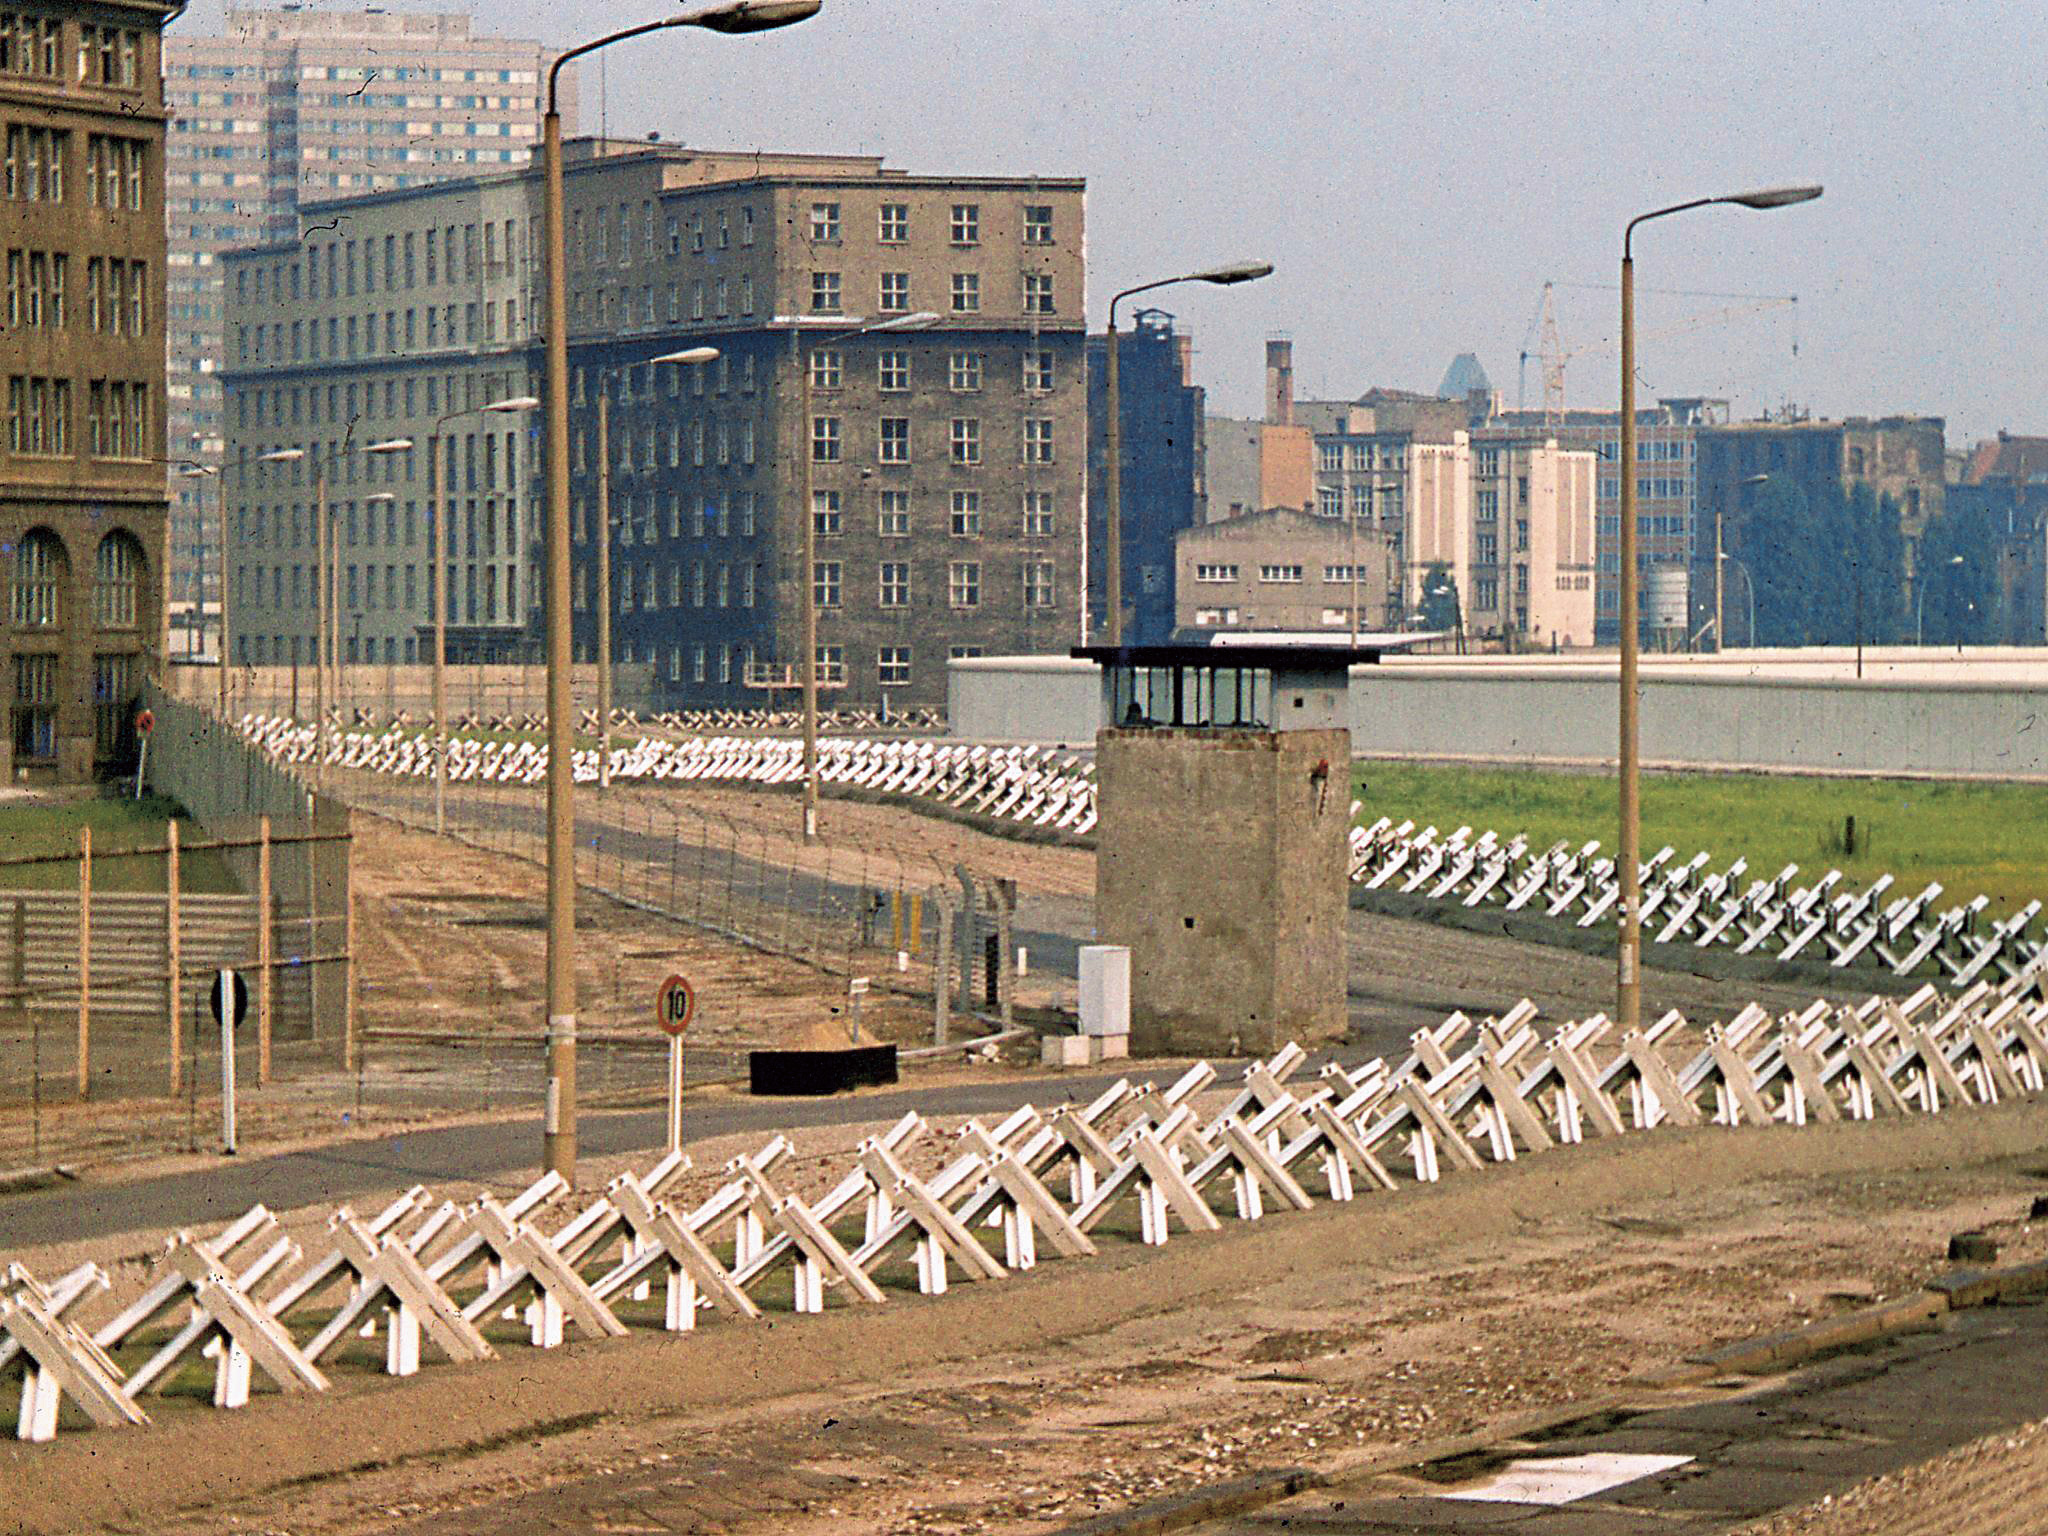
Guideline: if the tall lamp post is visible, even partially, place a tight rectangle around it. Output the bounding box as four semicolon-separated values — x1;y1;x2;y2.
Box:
1718;552;1758;648
1617;184;1819;1034
594;349;716;791
1916;553;1966;644
256;438;410;782
1101;262;1272;645
784;309;938;841
426;394;537;834
1714;472;1771;653
542;0;820;1183
171;463;220;707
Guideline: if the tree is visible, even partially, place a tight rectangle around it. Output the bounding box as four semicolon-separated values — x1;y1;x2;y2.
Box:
1419;562;1461;634
1915;493;2001;645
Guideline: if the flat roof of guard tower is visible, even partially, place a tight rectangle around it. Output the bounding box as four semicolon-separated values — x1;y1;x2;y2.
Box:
1072;642;1389;670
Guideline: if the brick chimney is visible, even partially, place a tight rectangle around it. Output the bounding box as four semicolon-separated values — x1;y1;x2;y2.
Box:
1265;337;1294;426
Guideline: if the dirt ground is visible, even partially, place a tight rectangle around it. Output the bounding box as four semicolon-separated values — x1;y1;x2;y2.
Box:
1738;1417;2048;1536
10;1094;2048;1535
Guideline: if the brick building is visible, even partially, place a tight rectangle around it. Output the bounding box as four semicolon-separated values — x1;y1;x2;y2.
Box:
0;0;176;781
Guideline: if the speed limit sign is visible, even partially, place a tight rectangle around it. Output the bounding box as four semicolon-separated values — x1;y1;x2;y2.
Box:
656;974;695;1037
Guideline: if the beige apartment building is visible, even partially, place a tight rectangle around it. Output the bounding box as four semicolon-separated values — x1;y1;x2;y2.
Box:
1174;509;1398;634
222;139;1087;708
164;8;564;657
0;0;177;781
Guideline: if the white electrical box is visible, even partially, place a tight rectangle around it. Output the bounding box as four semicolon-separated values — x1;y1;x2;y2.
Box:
1079;945;1131;1038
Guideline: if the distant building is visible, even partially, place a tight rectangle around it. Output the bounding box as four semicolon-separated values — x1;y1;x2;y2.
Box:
223;139;1086;709
1202;338;1315;523
0;0;178;781
1086;309;1205;643
164;9;567;660
1948;433;2048;643
1173;508;1398;635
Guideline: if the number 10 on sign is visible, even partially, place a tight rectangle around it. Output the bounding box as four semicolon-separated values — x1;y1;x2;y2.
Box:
657;975;694;1153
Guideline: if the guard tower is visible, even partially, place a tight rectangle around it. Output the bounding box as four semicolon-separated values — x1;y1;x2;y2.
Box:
1074;642;1373;1056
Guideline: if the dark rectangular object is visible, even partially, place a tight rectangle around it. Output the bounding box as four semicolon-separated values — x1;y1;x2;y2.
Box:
748;1044;899;1097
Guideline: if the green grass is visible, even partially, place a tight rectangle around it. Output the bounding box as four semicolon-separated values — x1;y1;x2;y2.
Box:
1353;762;2048;920
0;793;239;893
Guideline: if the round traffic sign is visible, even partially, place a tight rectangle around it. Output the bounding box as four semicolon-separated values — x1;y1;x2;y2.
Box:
208;968;249;1029
134;708;155;736
656;973;695;1037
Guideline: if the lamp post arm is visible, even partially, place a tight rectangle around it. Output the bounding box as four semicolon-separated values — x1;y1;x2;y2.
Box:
1623;198;1721;259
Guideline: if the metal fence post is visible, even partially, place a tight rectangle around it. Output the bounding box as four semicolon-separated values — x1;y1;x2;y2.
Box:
933;899;952;1046
257;815;273;1085
167;820;182;1095
76;826;89;1098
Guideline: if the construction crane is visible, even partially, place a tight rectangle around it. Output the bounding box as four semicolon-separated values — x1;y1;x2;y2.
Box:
1516;280;1799;424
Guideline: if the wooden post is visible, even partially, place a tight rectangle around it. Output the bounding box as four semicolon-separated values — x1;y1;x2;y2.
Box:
167;820;182;1095
257;815;272;1086
76;825;89;1097
342;817;356;1073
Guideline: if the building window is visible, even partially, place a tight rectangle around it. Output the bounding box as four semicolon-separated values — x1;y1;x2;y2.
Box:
93;532;141;629
1023;418;1055;464
949;351;982;392
878;646;911;687
1024;560;1055;610
1023;273;1055;314
1023;351;1055;393
878;202;908;243
879;271;909;312
811;488;841;537
877;349;910;392
950;490;981;537
812;559;840;609
1023;204;1053;244
1317;486;1343;518
816;644;844;685
878;490;909;537
878;562;910;608
11;529;62;626
1195;563;1239;583
92;653;136;761
1023;491;1055;537
1259;564;1304;583
809;270;841;313
12;653;55;760
811;415;841;463
809;348;841;391
950;272;980;313
950;417;980;466
950;204;979;245
1318;443;1342;473
878;416;910;464
949;560;980;609
809;201;840;242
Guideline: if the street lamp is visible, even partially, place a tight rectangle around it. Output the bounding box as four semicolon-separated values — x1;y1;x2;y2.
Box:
1101;261;1273;645
1916;553;1966;644
1617;183;1819;1036
1715;472;1771;654
595;349;717;791
783;309;939;841
429;394;538;834
1717;552;1757;648
541;0;820;1183
256;437;411;782
171;463;224;711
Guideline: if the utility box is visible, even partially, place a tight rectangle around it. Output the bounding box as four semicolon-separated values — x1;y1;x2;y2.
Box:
1078;945;1131;1037
1078;643;1370;1057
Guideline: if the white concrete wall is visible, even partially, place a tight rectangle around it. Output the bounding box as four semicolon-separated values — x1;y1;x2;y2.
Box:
949;649;2048;780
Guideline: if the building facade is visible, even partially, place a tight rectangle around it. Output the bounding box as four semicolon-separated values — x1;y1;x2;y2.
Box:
164;8;564;658
1;0;177;781
222;140;1086;709
1085;307;1205;644
1174;508;1398;635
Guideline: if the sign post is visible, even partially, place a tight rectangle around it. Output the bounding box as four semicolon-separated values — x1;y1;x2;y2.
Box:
209;968;248;1155
132;707;154;802
655;973;694;1154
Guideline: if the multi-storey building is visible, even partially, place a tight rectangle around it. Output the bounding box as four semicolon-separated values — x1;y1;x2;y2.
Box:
1085;308;1205;644
1174;508;1398;635
222;139;1086;709
0;0;177;781
164;8;564;656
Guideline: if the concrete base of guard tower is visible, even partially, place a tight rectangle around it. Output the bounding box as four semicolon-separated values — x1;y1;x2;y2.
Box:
1082;642;1372;1057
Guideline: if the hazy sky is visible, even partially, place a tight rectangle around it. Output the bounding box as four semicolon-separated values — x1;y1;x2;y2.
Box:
173;0;2046;445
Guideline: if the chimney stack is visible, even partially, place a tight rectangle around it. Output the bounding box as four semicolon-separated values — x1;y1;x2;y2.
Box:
1265;337;1294;426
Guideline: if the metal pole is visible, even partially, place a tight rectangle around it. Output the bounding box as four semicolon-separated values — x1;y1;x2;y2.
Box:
167;820;182;1094
219;973;237;1155
1853;552;1863;679
75;825;89;1097
1103;311;1122;645
666;1032;683;1155
432;431;447;835
800;336;819;841
216;472;229;717
313;466;327;786
256;815;271;1085
597;390;612;791
541;100;578;1182
1714;497;1725;653
1616;248;1641;1036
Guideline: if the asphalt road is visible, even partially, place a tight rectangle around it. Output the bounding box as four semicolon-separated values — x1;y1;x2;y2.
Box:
0;1064;1186;1250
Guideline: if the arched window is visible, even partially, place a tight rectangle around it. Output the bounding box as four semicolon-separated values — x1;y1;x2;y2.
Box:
94;531;143;629
11;528;65;627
